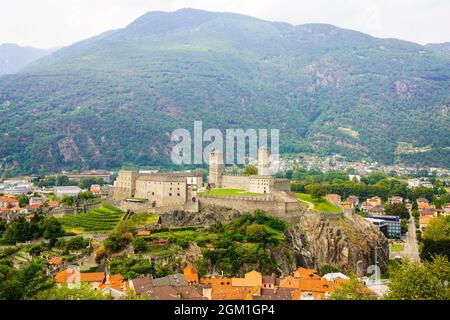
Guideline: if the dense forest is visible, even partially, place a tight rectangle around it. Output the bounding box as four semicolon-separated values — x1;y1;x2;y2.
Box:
0;9;449;175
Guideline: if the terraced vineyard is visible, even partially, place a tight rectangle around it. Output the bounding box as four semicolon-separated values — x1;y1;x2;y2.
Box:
59;204;124;233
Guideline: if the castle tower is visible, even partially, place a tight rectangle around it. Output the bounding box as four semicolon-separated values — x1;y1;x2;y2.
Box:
258;147;271;176
209;152;224;187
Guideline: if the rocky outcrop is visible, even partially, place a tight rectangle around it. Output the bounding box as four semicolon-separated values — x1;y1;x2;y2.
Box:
283;213;389;275
158;207;388;276
158;205;241;227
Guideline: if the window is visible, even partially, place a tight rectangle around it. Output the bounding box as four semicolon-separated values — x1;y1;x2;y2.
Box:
169;193;172;196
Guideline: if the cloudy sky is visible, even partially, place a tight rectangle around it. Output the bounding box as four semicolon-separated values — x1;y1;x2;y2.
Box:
1;0;449;49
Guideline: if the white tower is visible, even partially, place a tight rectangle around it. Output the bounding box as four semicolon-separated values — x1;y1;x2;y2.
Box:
258;147;271;176
209;152;224;187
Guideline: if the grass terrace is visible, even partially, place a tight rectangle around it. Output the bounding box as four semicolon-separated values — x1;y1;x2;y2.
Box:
296;193;342;213
59;203;124;234
198;189;260;196
391;244;405;252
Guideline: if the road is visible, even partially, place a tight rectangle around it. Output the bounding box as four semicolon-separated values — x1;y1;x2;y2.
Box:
403;214;421;262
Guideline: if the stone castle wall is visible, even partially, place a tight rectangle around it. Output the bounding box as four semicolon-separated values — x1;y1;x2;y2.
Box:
198;194;303;218
221;175;250;190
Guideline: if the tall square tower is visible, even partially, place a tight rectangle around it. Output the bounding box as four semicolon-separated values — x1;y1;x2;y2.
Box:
209;152;224;187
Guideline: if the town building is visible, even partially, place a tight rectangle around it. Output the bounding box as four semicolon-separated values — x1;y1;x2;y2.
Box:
53;186;83;198
388;196;404;205
366;215;401;239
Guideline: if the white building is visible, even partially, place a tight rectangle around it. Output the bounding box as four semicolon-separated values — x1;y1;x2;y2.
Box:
54;186;82;198
407;179;421;188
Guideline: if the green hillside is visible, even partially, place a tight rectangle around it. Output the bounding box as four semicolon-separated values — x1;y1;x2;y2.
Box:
0;9;449;174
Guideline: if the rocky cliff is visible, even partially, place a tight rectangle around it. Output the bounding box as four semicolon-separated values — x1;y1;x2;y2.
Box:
158;208;388;276
158;205;242;227
281;213;389;275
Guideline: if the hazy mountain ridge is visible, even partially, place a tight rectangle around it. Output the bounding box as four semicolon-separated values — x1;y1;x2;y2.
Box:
427;42;450;54
0;8;449;174
0;43;55;75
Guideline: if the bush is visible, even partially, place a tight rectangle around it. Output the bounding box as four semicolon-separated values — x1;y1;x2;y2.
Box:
246;224;269;243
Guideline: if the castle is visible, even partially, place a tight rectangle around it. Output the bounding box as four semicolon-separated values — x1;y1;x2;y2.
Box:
208;147;290;194
114;147;301;218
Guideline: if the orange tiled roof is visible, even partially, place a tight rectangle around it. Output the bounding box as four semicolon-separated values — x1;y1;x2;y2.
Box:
54;269;105;283
200;277;233;288
183;265;199;284
26;203;42;210
326;194;341;200
100;274;130;295
0;196;19;203
232;270;263;287
211;285;258;300
137;230;151;237
48;256;63;265
279;276;300;289
47;201;60;207
80;272;106;283
293;268;321;279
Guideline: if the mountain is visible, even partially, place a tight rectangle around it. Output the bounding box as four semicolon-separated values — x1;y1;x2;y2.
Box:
0;8;449;174
0;43;54;75
427;42;450;54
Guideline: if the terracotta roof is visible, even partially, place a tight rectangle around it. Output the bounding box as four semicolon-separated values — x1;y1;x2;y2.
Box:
211;286;258;300
232;270;262;287
48;256;63;265
55;269;105;283
183;265;199;284
200;277;233;288
25;204;42;210
325;194;341;200
254;288;295;300
137;230;151;237
0;196;19;203
293;268;321;279
80;272;106;283
47;201;60;207
100;274;130;295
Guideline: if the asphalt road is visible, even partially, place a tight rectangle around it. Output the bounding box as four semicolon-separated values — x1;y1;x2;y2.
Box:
403;214;421;262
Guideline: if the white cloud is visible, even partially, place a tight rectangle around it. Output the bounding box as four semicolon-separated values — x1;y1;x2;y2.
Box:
0;0;449;48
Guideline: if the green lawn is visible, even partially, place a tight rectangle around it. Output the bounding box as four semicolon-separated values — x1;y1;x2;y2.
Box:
129;212;159;227
198;189;260;196
59;204;124;233
391;244;404;252
295;193;342;213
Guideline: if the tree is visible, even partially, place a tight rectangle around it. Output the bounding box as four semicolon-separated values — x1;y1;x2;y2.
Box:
328;277;375;300
104;233;129;252
65;236;90;251
0;259;53;300
421;216;450;261
385;256;450;300
246;224;268;243
243;165;258;176
319;264;339;277
61;195;75;207
132;237;148;253
15;194;29;208
42;217;64;239
307;184;327;200
34;284;109;300
77;191;95;202
385;203;409;219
